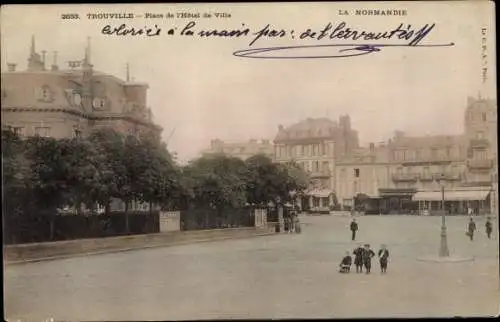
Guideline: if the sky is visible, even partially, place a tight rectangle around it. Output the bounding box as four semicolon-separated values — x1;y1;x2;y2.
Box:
1;2;496;163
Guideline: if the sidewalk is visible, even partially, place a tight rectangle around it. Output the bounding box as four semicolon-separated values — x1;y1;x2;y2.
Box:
4;226;276;265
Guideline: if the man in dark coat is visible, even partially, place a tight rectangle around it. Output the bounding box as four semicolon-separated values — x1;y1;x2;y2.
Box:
468;217;477;241
378;244;390;274
363;244;375;274
353;243;364;273
350;218;358;241
485;217;493;239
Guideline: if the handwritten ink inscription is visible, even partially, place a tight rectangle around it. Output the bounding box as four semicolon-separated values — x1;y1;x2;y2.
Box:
100;20;454;59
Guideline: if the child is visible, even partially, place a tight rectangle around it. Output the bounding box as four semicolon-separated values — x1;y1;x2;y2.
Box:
353;243;364;273
339;251;352;273
363;244;375;274
378;244;390;274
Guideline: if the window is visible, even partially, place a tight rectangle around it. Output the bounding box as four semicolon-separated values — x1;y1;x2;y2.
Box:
431;148;438;159
313;161;319;172
10;126;25;136
482;113;487;122
322;198;329;208
34;126;50;137
354;168;360;178
322;161;329;173
37;86;53;102
473;149;487;160
73;128;82;138
415;149;423;160
313;197;320;207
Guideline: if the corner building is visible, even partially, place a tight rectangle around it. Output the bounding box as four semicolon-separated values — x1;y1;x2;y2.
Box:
1;36;164;212
1;36;162;140
334;96;497;215
273;116;359;212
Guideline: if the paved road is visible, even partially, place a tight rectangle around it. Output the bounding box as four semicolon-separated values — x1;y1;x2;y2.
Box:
4;215;499;320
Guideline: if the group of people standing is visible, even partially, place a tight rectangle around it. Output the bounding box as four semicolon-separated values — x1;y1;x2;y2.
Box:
283;215;301;234
340;244;390;274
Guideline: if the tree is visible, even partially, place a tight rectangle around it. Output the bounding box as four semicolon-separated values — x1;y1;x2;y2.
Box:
2;129;34;242
133;134;182;214
185;154;249;211
245;155;309;206
24;135;70;239
58;137;105;214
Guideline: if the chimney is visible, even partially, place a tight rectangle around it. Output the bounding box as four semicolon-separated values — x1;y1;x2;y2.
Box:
278;124;284;131
7;63;16;72
369;142;375;152
41;50;47;69
51;51;59;71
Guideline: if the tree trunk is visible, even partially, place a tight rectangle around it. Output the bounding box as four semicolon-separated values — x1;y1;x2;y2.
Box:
124;200;130;234
49;216;55;240
105;200;110;215
149;201;153;216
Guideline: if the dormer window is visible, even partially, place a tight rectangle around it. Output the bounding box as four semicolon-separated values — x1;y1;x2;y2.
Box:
73;127;82;138
36;85;54;102
92;97;106;110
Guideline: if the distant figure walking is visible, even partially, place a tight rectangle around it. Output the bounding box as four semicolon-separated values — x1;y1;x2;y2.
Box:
363;244;375;274
350;218;358;241
467;217;477;241
295;216;301;234
485;217;493;239
339;251;352;273
378;244;390;274
284;217;290;233
353;243;364;273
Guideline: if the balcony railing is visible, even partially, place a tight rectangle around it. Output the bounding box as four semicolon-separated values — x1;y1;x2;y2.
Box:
420;173;434;181
432;172;461;181
392;173;419;182
469;139;490;148
467;159;493;169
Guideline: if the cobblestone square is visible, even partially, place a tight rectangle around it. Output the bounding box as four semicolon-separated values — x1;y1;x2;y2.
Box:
4;215;499;320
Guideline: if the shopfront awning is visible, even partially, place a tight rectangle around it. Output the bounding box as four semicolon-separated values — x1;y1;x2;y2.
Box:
413;190;491;201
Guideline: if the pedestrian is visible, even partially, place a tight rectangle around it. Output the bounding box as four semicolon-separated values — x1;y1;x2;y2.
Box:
378;244;390;274
350;218;358;241
363;244;375;274
467;217;477;241
485;216;493;239
353;243;364;273
295;216;301;234
339;251;352;273
284;217;290;233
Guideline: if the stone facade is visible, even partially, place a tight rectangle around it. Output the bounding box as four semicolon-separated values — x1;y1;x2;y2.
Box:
1;36;162;141
1;36;164;213
273;116;359;211
201;139;274;160
334;96;497;214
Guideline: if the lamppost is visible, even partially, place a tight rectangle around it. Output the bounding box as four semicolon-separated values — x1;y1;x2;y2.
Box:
438;175;450;257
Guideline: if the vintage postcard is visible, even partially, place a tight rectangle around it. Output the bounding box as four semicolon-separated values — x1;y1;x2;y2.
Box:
1;1;498;320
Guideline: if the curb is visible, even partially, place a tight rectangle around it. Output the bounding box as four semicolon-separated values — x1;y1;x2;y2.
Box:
4;232;276;266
